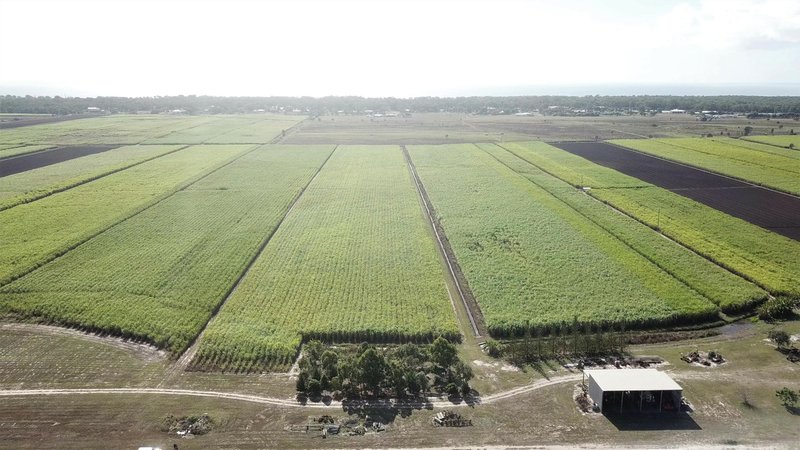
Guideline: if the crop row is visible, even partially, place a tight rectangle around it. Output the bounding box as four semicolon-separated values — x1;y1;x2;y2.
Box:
507;141;800;296
0;144;253;286
0;144;185;210
407;144;718;338
485;142;767;313
192;145;459;372
0;145;335;354
610;137;800;195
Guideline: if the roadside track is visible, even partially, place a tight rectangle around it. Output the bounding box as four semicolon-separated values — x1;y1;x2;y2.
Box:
1;373;582;409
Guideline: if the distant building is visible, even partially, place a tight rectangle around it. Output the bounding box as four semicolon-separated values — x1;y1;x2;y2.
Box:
87;106;101;113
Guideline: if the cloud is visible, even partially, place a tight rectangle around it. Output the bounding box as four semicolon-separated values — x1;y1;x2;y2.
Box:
652;0;800;51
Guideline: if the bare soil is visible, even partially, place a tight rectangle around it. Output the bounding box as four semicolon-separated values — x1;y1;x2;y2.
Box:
0;145;119;177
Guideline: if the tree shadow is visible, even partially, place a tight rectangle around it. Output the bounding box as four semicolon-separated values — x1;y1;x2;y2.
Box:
605;412;702;431
554;356;575;373
529;360;550;380
443;388;482;407
340;396;434;423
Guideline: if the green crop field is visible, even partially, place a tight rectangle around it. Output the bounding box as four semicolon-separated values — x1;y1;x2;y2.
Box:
483;142;767;313
0;145;334;354
0;115;205;145
1;114;797;378
501;141;800;296
204;116;303;143
0;144;251;286
192;145;459;372
144;114;303;144
408;144;718;338
0;144;185;210
743;134;800;149
709;137;800;160
610;137;800;194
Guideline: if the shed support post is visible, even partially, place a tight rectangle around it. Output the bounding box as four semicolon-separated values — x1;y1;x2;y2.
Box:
659;391;663;412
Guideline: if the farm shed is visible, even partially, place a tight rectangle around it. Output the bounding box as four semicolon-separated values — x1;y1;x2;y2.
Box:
585;369;682;413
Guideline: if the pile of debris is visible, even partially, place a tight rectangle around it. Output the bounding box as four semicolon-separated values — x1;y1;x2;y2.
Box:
160;414;214;437
433;410;472;427
782;347;800;363
573;356;663;370
574;383;595;413
341;416;386;435
681;350;725;366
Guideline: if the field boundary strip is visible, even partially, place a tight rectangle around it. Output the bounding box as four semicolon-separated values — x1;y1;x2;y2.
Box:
0;145;192;213
486;144;721;312
401;145;484;339
162;144;340;381
606;140;800;200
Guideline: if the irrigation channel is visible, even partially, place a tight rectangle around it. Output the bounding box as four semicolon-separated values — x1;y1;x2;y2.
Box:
553;141;800;241
401;145;485;339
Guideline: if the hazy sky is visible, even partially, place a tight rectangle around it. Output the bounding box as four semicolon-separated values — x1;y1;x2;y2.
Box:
1;0;799;97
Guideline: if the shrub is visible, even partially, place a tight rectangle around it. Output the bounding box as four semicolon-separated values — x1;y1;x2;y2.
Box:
445;382;460;396
776;387;798;407
768;330;791;348
484;339;503;357
758;296;799;321
307;378;322;397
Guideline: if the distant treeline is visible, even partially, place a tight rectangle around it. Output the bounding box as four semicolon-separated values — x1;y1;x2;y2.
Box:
1;94;799;115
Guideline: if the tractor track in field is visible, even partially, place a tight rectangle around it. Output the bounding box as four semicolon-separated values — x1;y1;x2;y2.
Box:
1;373;583;409
401;145;486;339
159;143;339;383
